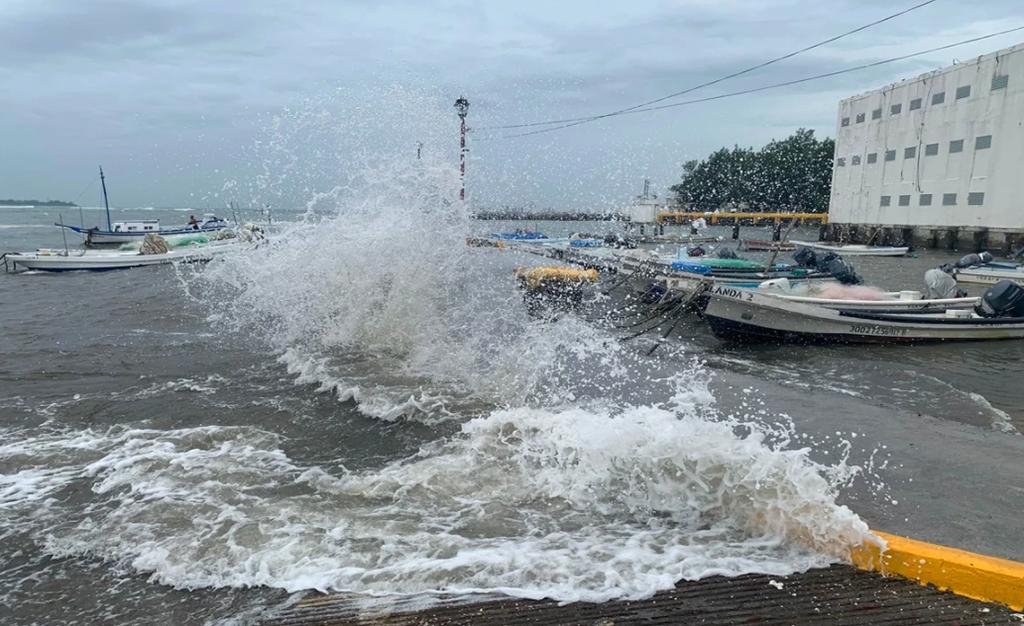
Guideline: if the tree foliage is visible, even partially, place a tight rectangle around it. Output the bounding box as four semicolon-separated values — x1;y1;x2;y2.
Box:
670;129;834;212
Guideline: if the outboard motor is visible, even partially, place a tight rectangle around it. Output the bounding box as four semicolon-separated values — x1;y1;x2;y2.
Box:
793;247;817;268
823;255;861;285
604;233;638;249
955;251;993;268
640;282;668;304
715;247;739;259
976;280;1024;318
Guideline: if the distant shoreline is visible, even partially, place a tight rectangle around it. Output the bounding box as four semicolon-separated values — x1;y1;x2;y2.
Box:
0;199;77;207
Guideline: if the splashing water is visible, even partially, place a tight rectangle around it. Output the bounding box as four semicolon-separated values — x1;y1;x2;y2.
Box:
2;97;876;612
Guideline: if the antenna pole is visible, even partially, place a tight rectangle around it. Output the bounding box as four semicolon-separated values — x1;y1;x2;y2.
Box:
99;166;112;231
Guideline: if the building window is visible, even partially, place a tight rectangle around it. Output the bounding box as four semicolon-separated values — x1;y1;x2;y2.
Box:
891;103;902;115
851;155;861;165
932;92;945;105
880;195;891;207
909;98;922;111
872;108;882;120
920;194;933;206
904;146;916;159
949;139;964;153
956;85;971;100
867;152;878;164
968;192;985;206
841;117;850;127
837;157;846;166
856;113;865;123
898;195;911;206
975;135;992;150
992;75;1009;91
885;150;896;161
942;193;957;206
924;143;939;156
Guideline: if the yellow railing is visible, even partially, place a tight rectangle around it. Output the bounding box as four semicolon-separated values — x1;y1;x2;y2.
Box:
656;211;829;225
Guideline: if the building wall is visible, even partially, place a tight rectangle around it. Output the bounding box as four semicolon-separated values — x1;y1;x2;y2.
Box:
829;43;1024;230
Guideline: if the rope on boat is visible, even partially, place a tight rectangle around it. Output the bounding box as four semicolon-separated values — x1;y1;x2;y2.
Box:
645;281;714;355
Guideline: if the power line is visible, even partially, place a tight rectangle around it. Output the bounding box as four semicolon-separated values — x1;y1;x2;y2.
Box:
475;0;941;133
492;25;1024;139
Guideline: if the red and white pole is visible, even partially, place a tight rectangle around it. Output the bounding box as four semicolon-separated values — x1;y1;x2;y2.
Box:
454;96;469;201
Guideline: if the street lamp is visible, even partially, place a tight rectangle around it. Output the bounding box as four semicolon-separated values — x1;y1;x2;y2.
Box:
454;96;469;201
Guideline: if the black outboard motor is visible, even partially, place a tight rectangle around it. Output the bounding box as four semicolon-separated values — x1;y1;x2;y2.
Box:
793;247;817;268
955;251;994;268
976;280;1024;318
640;282;667;304
603;233;638;249
823;256;861;285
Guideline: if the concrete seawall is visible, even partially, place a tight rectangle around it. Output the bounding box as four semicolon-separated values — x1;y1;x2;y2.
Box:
822;223;1024;254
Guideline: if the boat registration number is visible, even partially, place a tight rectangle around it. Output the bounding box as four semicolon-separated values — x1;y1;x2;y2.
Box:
848;323;908;337
711;286;754;301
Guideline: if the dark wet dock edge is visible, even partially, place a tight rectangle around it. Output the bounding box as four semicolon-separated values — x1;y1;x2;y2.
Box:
263;564;1018;625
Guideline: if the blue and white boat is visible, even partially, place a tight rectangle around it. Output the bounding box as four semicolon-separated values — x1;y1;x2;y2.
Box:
59;215;230;245
56;168;230;245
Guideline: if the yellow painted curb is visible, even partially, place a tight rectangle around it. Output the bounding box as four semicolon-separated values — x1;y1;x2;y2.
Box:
852;530;1024;611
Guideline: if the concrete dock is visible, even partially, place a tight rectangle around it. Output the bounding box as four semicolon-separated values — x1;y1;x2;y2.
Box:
264;564;1018;625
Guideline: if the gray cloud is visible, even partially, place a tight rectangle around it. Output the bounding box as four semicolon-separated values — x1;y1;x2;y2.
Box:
1;0;1022;208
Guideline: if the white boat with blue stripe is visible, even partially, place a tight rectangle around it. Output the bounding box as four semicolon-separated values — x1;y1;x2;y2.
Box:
56;167;230;245
59;215;230;245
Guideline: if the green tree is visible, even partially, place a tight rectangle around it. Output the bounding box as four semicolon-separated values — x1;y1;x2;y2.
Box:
671;129;834;212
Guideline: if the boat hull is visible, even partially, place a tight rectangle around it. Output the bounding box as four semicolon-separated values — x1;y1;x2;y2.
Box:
954;266;1024;286
60;224;229;245
704;290;1024;344
739;239;795;252
6;244;235;272
790;240;909;256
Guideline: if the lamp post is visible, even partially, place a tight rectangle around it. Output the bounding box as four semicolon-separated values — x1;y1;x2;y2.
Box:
454;96;469;201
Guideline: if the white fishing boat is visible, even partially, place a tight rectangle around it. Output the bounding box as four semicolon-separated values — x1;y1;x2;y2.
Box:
743;284;976;312
2;241;238;272
953;263;1024;286
790;240;909;257
704;282;1024;343
55;168;230;245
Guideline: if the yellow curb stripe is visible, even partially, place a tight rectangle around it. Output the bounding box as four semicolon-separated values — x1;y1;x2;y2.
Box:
852;530;1024;611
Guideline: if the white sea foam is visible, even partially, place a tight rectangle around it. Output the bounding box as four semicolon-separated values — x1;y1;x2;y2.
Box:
2;410;869;602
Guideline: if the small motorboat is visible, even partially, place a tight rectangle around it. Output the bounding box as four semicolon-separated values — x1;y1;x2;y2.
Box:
491;230;548;241
953;263;1024;286
704;280;1024;344
790;240;909;257
740;239;796;252
746;280;978;312
935;251;1024;286
2;241;238;272
61;215;230;245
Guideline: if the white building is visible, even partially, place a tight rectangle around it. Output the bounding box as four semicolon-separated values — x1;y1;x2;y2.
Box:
828;42;1024;239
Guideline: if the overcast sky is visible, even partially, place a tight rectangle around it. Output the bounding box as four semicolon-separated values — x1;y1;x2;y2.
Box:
1;0;1022;210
